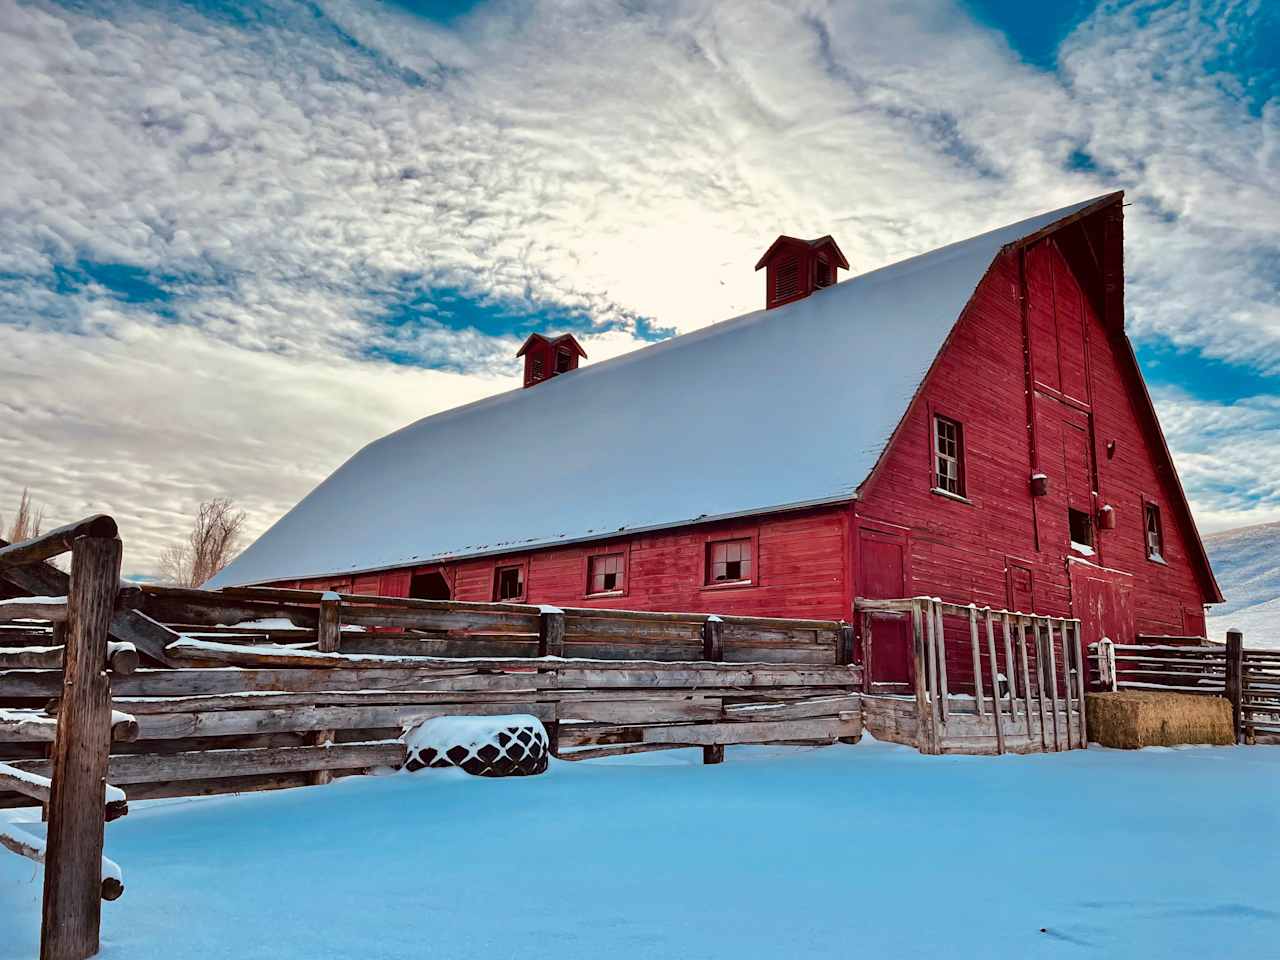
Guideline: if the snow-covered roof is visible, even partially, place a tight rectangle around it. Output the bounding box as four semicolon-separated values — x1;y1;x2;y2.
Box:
209;196;1107;589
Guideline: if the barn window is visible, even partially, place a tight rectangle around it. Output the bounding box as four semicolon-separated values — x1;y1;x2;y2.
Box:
707;538;753;585
815;256;832;288
933;415;964;496
1069;508;1094;550
587;552;625;595
555;347;573;373
494;564;525;602
409;570;451;601
774;257;800;301
531;357;544;380
1145;503;1165;562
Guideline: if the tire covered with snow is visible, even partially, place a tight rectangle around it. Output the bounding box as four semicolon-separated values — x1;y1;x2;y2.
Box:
403;714;549;777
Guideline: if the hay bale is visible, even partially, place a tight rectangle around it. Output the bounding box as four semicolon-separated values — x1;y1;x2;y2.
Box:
1086;691;1234;749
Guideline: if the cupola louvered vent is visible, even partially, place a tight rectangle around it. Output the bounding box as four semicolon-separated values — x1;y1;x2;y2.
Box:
774;257;800;301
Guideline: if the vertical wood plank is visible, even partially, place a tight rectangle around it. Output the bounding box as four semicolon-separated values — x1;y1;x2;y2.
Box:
969;606;985;717
1045;619;1063;751
910;600;934;755
1225;630;1243;744
924;602;944;748
1028;619;1047;752
1002;614;1019;716
1067;621;1088;748
837;622;855;666
1058;619;1075;750
985;609;1006;755
933;602;950;724
311;594;342;786
859;612;873;694
41;535;120;960
1017;621;1034;741
702;615;724;764
539;607;567;658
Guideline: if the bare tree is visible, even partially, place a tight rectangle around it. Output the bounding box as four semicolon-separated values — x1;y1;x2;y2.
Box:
1;488;45;543
160;497;247;587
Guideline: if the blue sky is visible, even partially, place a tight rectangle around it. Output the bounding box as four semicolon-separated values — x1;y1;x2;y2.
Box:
0;0;1277;575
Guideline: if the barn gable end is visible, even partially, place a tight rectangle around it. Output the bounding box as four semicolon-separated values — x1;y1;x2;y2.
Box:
854;196;1218;658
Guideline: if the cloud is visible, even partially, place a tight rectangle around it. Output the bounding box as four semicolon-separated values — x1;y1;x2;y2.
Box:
1153;387;1280;533
0;318;507;576
0;0;1277;573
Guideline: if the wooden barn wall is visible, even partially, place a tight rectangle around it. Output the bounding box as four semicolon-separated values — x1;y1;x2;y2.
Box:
855;239;1209;661
289;506;852;622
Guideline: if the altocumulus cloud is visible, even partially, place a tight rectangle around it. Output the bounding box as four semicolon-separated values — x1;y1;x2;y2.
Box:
0;0;1276;575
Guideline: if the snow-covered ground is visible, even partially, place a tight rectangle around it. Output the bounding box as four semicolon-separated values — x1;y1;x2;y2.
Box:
2;738;1277;959
1204;520;1280;648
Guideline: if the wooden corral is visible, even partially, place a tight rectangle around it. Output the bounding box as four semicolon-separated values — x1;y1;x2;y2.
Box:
857;597;1087;755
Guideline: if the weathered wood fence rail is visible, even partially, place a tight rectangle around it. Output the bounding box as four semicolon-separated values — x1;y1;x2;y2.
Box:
1092;630;1280;743
2;580;863;809
856;597;1087;755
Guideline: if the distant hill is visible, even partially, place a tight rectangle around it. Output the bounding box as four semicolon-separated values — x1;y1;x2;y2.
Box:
1204;520;1280;649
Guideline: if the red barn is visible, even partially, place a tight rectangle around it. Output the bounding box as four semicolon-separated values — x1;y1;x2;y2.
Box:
208;192;1222;684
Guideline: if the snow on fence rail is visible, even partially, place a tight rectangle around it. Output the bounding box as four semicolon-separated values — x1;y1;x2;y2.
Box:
1;582;863;805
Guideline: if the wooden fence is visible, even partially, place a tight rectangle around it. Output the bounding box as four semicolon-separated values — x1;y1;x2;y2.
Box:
2;571;864;810
1092;630;1280;743
0;518;132;960
856;597;1087;755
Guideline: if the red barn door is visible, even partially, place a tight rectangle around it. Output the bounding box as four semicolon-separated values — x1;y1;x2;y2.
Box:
1069;561;1135;650
858;525;912;688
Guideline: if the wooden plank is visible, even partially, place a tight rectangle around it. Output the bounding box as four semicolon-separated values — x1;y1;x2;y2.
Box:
1058;619;1075;750
0;645;63;668
969;606;985;717
106;610;183;668
1045;619;1064;751
933;602;950;723
42;536;120;960
0;516;117;569
985;610;1006;755
722;694;861;721
13;741;406;785
130;702;553;739
538;609;565;658
911;599;934;754
558;699;721;724
312;595;342;785
0;600;68;624
1002;614;1019;716
1026;619;1047;752
558;716;860;749
550;665;858;689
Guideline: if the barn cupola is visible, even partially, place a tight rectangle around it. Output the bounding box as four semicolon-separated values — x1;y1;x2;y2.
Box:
754;235;849;309
517;333;587;388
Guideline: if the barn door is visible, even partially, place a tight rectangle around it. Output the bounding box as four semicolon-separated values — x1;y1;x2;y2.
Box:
858;524;912;688
1069;561;1134;651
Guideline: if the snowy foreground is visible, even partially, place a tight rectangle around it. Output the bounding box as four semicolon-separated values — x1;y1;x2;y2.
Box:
3;738;1278;960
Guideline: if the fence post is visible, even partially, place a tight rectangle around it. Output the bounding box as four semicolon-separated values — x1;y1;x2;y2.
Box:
41;534;121;960
538;606;565;658
312;593;342;785
702;616;725;764
1225;630;1243;744
837;622;855;667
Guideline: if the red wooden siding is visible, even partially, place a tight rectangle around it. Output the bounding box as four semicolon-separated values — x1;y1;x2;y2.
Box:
856;237;1210;660
295;506;852;622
